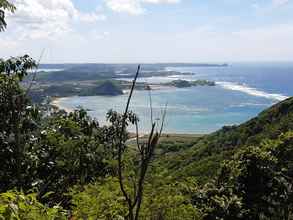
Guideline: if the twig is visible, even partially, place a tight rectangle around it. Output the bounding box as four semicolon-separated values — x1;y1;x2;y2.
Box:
159;103;168;137
135;120;142;153
148;88;154;125
116;64;167;220
25;49;45;96
117;65;140;220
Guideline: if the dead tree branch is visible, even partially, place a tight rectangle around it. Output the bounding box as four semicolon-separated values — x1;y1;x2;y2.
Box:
116;65;166;220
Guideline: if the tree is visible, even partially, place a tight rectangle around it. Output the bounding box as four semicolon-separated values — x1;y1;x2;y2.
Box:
70;176;200;219
0;191;67;219
0;0;15;31
0;55;39;191
32;109;111;206
216;132;293;220
192;182;248;220
108;65;166;220
191;132;293;220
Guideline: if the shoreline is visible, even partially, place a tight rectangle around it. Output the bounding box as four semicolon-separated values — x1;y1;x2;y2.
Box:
51;97;74;113
50;98;209;136
49;83;176;113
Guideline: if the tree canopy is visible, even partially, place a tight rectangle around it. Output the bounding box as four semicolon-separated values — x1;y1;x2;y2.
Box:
1;2;293;219
0;0;15;31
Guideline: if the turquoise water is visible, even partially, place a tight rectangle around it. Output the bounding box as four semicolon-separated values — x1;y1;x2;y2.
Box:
56;63;293;134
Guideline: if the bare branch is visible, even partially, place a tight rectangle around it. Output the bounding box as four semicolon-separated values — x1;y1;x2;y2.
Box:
159;103;168;137
115;65;166;220
148;88;154;125
117;65;140;220
135;120;142;154
25;49;45;96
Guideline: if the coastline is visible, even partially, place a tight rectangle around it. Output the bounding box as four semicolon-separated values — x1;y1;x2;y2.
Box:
51;97;73;113
48;83;173;114
48;98;206;137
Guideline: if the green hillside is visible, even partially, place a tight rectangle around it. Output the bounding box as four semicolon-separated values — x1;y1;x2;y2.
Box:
1;54;293;219
159;97;293;183
2;1;293;218
1;54;293;218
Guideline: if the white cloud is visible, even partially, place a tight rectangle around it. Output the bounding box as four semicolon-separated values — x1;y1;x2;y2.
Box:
253;0;291;12
78;11;107;23
272;0;290;7
86;24;293;63
105;0;144;15
142;0;180;3
5;0;106;40
1;23;293;63
105;0;180;15
89;30;110;39
1;0;292;63
178;24;293;62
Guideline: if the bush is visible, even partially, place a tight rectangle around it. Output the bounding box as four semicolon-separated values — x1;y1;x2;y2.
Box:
0;191;67;220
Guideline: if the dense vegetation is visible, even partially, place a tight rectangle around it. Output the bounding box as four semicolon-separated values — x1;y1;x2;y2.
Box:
1;2;293;219
166;79;215;88
0;0;15;31
28;77;217;104
159;96;293;183
29;80;124;103
1;54;293;219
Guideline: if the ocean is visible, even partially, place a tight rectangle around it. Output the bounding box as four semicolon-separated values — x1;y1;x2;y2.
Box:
55;62;293;134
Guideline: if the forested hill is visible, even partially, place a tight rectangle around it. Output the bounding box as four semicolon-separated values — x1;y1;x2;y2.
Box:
199;96;293;151
36;63;227;82
161;96;293;182
1;54;293;219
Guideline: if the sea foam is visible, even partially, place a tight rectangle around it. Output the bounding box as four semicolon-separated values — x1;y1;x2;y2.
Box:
217;81;288;101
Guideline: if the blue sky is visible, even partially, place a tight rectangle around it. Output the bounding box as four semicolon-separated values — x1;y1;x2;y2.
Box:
1;0;293;63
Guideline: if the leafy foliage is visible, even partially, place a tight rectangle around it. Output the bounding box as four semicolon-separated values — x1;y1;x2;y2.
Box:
3;1;293;219
0;191;67;220
70;176;201;220
70;177;128;220
1;53;293;219
31;109;111;206
0;0;15;31
0;56;39;191
193;132;293;220
193;182;248;220
0;56;126;207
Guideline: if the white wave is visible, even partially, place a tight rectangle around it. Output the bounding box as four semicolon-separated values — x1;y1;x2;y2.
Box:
229;102;270;108
116;73;131;76
130;104;209;113
167;75;183;78
35;68;63;72
216;81;288;101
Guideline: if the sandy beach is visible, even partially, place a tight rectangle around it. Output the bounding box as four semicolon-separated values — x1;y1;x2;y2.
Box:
51;97;73;113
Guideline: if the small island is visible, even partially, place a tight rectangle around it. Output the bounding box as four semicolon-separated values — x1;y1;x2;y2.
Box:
29;80;124;103
166;79;216;88
29;79;217;103
26;62;226;104
28;63;219;104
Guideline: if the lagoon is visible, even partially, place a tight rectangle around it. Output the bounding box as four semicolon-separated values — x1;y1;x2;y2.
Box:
55;63;293;134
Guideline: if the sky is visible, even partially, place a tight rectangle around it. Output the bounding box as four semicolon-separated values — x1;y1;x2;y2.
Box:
0;0;293;63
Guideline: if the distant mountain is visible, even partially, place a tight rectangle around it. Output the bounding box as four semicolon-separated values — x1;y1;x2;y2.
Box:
39;63;228;69
37;63;228;82
161;97;293;183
